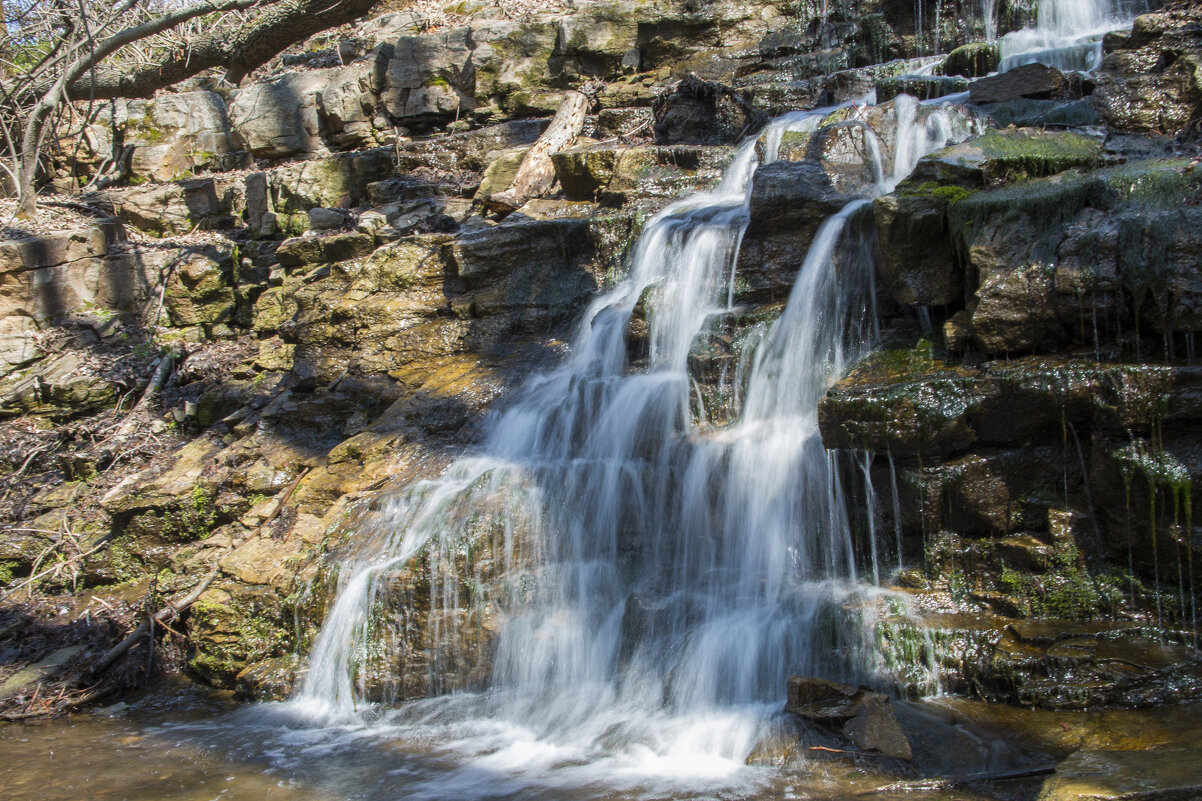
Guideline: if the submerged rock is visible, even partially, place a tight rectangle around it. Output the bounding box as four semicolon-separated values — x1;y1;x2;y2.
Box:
1038;748;1202;801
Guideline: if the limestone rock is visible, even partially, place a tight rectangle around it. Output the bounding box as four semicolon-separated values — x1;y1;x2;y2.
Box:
1093;6;1202;135
315;52;391;150
907;129;1102;188
875;75;967;102
948;160;1202;354
230;72;329;158
979;98;1098;128
275;232;376;267
163;251;235;328
269;148;394;213
470;19;562;115
785;675;912;760
308;207;348;230
0;316;41;377
553;13;639;80
873;192;962;306
118;91;235;181
785;675;862;718
842;695;912;760
736;159;860;300
101;437;222;519
111;178;228;236
395;119;548;175
550;144;732;203
381;27;474;126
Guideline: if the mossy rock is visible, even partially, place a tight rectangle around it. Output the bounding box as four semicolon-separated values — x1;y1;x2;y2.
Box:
163;253;236;328
188;584;293;688
905;128;1103;189
551;148;619;199
941;42;1001;78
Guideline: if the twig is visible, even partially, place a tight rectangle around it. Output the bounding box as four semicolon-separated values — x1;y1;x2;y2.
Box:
1;537;109;599
810;745;875;758
265;466;310;538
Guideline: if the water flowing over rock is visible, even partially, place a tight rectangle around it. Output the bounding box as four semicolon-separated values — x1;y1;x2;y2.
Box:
285;92;976;790
7;0;1202;797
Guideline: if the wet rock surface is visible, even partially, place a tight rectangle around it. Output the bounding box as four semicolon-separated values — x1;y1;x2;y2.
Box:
1;7;1201;800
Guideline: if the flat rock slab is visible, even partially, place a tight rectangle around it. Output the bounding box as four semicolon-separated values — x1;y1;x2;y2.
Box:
0;646;84;697
969;62;1065;104
1038;748;1202;800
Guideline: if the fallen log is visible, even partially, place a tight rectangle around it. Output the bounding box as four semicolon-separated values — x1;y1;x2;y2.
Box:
486;89;588;213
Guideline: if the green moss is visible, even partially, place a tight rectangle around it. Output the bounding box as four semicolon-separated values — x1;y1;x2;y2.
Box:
941;42;1000;78
973;129;1102;182
0;561;17;585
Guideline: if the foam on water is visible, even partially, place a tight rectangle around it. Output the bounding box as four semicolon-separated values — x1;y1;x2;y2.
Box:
998;0;1141;73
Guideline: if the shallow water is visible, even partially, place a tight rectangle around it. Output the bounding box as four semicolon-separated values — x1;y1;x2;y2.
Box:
0;687;1047;801
12;688;1202;801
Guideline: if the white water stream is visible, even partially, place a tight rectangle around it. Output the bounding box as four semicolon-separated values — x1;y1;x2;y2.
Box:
269;94;977;798
998;0;1140;72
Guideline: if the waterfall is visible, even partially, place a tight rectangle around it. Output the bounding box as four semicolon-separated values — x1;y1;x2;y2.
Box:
983;0;998;42
998;0;1129;72
286;95;977;794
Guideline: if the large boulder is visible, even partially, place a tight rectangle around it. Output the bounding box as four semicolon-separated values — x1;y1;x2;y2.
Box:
735;159;861;301
380;27;475;127
873;128;1101;308
162;251;237;330
949;160;1202;354
118;91;235;181
314;51;392;150
110;178;231;235
229;72;329;159
968;62;1066;104
1093;6;1202;135
785;675;912;760
0;222;157;354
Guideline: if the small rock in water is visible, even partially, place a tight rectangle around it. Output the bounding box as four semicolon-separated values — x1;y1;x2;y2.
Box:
842;695;912;760
785;675;913;760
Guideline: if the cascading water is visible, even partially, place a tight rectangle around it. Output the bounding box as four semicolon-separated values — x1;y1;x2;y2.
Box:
998;0;1135;72
283;94;977;797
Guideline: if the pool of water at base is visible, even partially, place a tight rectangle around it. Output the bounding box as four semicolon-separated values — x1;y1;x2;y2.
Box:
0;682;1128;801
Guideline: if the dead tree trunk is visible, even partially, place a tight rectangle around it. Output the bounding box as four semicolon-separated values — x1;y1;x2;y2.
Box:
486;89;588;213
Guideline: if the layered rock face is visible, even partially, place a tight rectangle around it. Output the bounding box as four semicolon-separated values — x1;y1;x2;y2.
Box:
49;0;1036;189
815;6;1202;714
1;0;1200;777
